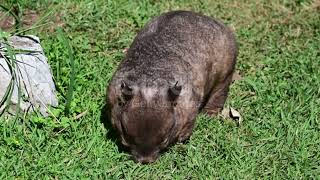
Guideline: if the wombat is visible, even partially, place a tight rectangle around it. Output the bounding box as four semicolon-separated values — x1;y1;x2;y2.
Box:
107;10;237;163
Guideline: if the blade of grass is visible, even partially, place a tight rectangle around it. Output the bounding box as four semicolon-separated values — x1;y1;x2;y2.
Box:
5;41;22;121
0;52;15;117
0;78;14;116
57;28;76;115
13;22;52;36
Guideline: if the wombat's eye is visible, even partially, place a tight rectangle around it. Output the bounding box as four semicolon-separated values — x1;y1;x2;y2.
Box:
117;97;125;106
118;102;124;106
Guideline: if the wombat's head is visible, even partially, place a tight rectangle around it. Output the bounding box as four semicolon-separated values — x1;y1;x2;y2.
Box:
108;80;182;163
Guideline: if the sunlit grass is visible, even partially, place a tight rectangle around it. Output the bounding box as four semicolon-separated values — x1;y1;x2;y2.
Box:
0;0;319;179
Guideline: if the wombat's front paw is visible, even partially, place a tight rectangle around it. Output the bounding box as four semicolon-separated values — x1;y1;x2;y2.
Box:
203;107;222;117
178;133;192;143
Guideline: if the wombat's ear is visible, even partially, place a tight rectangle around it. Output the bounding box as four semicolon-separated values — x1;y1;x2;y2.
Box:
169;81;182;100
121;80;133;99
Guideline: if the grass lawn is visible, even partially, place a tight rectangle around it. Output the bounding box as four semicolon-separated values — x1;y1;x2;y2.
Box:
1;0;319;178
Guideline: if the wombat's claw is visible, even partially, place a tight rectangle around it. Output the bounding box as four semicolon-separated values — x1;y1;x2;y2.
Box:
203;108;222;117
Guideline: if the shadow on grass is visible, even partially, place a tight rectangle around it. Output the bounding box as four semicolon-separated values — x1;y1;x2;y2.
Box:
100;103;128;154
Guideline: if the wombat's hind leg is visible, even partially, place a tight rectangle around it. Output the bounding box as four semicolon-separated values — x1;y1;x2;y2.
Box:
203;75;233;116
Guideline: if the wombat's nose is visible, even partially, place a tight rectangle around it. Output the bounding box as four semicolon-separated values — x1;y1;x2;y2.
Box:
132;149;160;164
137;156;156;164
134;153;159;164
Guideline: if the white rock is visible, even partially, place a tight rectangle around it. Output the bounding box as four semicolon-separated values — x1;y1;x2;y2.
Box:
0;35;58;116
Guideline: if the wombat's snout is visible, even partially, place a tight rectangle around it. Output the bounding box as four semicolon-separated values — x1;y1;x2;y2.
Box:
132;150;159;164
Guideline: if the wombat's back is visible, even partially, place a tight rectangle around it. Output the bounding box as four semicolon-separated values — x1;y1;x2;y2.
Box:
114;10;237;89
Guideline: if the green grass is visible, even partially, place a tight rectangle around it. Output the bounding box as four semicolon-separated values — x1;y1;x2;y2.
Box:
1;0;319;178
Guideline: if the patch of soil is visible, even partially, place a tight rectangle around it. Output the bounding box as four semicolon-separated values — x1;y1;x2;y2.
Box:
22;10;39;26
0;11;15;31
0;9;40;31
46;12;65;33
0;9;64;32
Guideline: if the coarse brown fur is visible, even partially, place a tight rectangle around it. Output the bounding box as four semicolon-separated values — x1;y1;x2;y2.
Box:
107;10;237;163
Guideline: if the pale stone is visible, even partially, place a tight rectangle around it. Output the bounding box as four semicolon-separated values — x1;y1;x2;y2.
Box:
0;35;58;116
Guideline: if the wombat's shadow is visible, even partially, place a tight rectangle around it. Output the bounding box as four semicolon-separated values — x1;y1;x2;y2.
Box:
100;104;128;153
